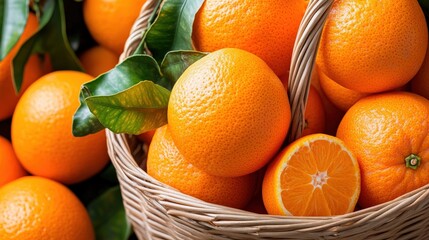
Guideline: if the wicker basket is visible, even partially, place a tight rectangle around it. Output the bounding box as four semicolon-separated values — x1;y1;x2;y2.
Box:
107;0;429;239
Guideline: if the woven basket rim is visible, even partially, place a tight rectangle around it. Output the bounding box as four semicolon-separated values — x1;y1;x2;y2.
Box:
108;131;429;220
107;0;429;239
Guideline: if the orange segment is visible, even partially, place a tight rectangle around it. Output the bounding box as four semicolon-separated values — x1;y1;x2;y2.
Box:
262;133;360;216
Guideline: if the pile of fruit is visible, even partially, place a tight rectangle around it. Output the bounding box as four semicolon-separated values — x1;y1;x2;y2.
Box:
2;0;429;239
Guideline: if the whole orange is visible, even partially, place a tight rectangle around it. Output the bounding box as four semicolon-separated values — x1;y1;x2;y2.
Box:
0;136;26;187
192;0;306;76
11;71;109;184
168;48;291;177
0;176;95;240
301;85;326;137
83;0;147;55
0;13;43;121
79;45;119;77
317;0;428;93
336;92;429;208
147;125;257;209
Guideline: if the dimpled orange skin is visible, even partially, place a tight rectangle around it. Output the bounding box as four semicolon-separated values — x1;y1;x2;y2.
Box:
0;176;95;240
317;0;428;93
168;48;291;177
0;13;43;120
83;0;147;55
147;125;257;209
192;0;306;77
11;71;110;185
0;136;27;187
317;67;369;112
336;92;429;208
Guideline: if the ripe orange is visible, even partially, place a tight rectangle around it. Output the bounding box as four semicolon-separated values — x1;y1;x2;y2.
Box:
147;125;257;209
83;0;147;55
311;70;344;136
286;68;327;137
0;136;26;186
301;85;326;137
411;42;429;99
317;0;428;93
0;176;95;240
192;0;306;76
11;71;110;184
168;48;291;177
79;45;119;77
262;133;360;216
0;13;43;121
317;67;369;112
336;92;429;208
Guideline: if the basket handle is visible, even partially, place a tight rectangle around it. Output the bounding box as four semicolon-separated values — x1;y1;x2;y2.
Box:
287;0;334;143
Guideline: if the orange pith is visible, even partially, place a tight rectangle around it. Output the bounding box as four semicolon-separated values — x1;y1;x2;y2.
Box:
262;134;360;216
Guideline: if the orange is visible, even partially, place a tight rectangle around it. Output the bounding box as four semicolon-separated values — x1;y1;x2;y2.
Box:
192;0;306;76
318;67;369;112
0;13;43;120
262;133;360;216
336;92;429;208
147;125;257;209
79;45;119;77
83;0;147;55
0;176;94;240
317;0;428;93
301;85;326;137
0;136;26;186
11;71;110;184
168;48;291;177
411;42;429;99
311;70;344;136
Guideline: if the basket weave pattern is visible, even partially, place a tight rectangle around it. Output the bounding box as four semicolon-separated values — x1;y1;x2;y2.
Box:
107;0;429;239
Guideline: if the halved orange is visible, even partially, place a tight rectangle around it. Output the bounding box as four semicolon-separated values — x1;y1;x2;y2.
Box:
262;133;360;216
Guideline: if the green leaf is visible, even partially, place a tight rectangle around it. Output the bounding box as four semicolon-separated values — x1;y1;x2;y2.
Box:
72;54;163;136
12;0;83;92
138;0;204;61
161;50;207;84
0;0;29;59
88;186;132;240
99;163;119;184
86;81;170;135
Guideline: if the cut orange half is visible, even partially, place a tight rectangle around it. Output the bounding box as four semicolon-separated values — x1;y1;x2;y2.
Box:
262;133;361;216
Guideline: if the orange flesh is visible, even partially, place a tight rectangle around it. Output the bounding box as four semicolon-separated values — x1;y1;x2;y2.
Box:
280;138;360;216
